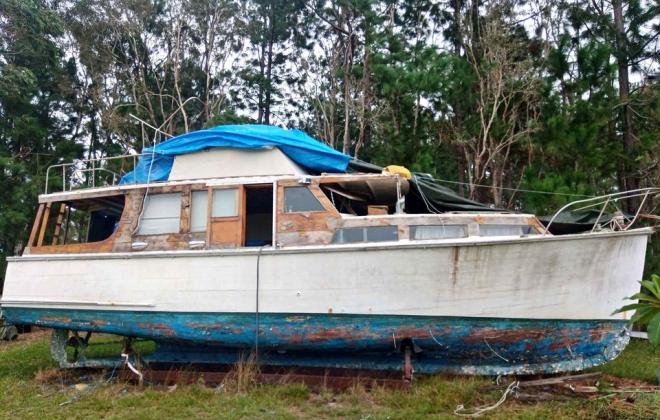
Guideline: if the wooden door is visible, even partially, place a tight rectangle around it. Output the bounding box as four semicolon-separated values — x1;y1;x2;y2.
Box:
208;185;245;247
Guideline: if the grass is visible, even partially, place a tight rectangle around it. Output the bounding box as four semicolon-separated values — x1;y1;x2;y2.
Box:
590;339;660;383
0;333;658;419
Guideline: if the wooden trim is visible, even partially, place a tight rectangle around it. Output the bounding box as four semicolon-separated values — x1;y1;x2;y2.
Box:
309;182;340;216
240;185;246;246
210;216;240;221
180;185;191;234
206;187;213;245
28;204;46;247
30;230;117;254
37;203;52;246
51;203;67;245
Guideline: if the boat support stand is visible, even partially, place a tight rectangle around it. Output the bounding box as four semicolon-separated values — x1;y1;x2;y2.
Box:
51;329;138;369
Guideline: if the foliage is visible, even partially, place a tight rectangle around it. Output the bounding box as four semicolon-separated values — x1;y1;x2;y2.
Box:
0;0;658;274
615;274;660;346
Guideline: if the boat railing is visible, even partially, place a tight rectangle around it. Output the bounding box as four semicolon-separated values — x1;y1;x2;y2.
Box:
45;154;144;194
544;187;660;234
44;115;177;195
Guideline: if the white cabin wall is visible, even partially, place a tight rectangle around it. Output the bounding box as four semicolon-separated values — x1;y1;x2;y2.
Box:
169;148;307;181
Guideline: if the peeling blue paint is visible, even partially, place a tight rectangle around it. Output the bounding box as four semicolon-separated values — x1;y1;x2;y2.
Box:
2;307;629;375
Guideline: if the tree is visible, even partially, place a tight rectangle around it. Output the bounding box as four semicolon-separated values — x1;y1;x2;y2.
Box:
0;0;84;281
235;0;308;125
444;2;543;206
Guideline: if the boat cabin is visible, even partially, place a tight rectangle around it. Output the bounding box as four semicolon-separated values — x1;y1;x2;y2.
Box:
26;147;546;255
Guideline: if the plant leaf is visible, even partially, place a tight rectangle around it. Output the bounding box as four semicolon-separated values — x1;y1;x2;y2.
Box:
612;303;648;314
632;292;660;305
632;307;656;326
640;279;660;299
648;312;660;346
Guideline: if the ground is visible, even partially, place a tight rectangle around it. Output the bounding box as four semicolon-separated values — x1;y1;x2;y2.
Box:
0;331;658;419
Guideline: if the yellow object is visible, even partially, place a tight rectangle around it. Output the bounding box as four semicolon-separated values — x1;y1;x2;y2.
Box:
383;165;412;179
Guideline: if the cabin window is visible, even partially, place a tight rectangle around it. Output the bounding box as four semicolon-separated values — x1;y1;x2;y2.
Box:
283;186;325;213
332;226;398;244
212;188;238;217
190;190;208;232
333;227;363;243
137;193;182;235
479;224;539;236
410;225;467;240
31;196;125;247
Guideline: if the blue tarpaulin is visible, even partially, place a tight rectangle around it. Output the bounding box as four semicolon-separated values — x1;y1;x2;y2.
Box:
120;124;351;184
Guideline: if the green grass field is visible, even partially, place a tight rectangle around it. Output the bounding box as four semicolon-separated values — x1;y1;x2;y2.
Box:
0;331;658;419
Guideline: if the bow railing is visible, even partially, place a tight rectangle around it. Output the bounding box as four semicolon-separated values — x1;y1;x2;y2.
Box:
544;187;660;234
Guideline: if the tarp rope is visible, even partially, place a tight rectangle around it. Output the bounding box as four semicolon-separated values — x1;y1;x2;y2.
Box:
132;131;159;235
431;178;594;198
413;173;446;214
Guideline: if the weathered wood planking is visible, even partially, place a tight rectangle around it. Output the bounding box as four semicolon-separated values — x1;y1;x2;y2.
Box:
27;176;547;254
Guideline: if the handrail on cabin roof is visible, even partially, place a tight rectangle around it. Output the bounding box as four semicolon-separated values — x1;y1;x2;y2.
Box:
45;154;145;194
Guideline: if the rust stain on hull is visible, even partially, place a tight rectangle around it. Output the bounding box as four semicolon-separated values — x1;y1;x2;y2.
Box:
461;327;550;344
137;322;177;337
451;247;460;286
39;316;72;324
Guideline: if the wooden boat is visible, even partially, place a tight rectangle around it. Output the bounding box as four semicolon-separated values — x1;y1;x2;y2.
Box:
0;125;654;375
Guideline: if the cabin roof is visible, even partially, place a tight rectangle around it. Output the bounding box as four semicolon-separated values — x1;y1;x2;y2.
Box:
38;173;403;203
120;124;352;184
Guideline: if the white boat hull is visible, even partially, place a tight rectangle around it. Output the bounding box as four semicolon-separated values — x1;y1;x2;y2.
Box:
0;228;650;374
1;229;649;319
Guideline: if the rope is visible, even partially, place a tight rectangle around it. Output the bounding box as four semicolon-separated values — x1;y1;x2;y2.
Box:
454;380;519;417
430;178;594;197
132;131;159;235
121;353;144;386
483;338;510;363
413;174;445;214
428;329;445;347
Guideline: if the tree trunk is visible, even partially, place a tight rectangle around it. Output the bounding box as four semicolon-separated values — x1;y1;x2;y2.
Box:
264;8;275;125
341;7;354;156
355;46;370;159
452;0;465;196
470;0;480;53
257;15;267;124
456;146;466;196
613;0;639;212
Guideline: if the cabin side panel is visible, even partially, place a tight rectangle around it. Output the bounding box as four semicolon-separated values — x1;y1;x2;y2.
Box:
275;180;340;246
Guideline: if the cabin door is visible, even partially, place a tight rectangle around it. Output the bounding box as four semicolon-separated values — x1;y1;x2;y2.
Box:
208;185;245;247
